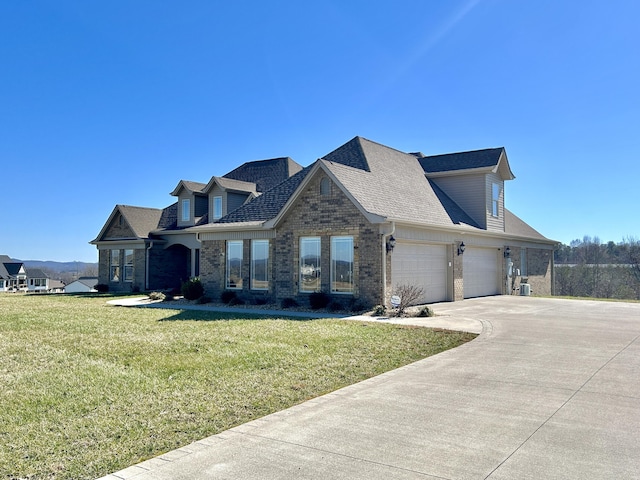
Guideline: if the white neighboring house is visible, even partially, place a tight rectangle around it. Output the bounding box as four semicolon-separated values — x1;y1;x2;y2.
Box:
65;277;99;293
26;268;50;292
1;255;29;292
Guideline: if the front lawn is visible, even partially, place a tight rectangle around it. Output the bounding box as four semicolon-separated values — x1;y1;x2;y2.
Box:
0;294;475;479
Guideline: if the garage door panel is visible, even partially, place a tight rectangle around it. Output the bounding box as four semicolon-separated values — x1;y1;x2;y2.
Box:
463;247;499;298
392;243;447;304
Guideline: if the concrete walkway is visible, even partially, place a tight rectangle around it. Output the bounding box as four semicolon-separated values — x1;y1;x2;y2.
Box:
99;296;640;479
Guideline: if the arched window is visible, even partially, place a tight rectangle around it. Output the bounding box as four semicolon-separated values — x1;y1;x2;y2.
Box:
320;177;331;196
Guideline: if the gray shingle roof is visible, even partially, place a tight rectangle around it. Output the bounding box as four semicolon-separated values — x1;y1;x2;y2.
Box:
504;209;550;240
216;166;312;223
223;157;303;192
25;268;48;279
207;176;258;194
419;147;505;173
118;205;165;238
321;137;480;227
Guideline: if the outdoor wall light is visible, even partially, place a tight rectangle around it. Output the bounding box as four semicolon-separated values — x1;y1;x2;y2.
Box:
457;242;465;256
386;235;396;253
504;246;511;258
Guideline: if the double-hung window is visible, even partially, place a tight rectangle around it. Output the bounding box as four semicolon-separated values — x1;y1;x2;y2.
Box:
300;237;321;292
124;249;134;282
251;240;269;290
110;249;120;282
331;236;354;293
492;183;500;217
226;241;243;289
213;196;223;220
181;199;191;222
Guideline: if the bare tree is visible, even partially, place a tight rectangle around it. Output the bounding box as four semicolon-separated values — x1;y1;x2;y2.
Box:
391;284;425;317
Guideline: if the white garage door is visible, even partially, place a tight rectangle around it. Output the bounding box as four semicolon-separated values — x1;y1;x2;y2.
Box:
463;247;500;298
392;243;448;304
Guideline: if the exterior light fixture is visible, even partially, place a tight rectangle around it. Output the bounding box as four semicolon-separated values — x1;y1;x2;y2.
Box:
457;241;465;256
386;235;396;253
504;246;511;258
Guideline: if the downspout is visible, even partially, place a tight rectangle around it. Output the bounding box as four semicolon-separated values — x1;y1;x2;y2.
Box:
195;232;202;278
381;222;395;306
145;241;154;291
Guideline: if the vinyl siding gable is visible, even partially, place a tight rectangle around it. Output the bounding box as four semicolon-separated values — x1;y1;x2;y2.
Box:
486;172;505;232
431;174;487;228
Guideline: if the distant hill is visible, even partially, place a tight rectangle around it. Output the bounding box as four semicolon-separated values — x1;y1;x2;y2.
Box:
10;259;98;274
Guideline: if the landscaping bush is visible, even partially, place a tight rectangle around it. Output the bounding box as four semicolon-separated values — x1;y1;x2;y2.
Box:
221;290;237;304
417;306;435;317
328;301;344;312
309;291;330;309
148;292;165;301
181;278;204;300
228;296;245;306
95;284;109;293
372;304;387;316
281;297;299;308
196;295;212;304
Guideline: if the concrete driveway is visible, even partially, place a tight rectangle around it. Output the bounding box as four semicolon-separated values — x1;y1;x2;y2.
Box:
100;297;640;480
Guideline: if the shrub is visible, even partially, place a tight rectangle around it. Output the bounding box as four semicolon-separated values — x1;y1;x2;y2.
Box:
196;295;212;304
253;296;269;305
281;298;299;309
309;291;330;310
417;306;435;317
328;301;344;312
372;304;387;316
148;292;165;301
181;278;204;300
228;297;244;306
95;284;109;293
391;284;425;317
221;290;237;304
349;299;370;313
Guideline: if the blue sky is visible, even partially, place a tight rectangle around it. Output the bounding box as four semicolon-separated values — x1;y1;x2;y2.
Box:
2;0;638;263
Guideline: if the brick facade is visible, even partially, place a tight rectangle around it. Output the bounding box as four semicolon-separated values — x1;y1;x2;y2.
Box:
504;246;553;297
198;171;384;307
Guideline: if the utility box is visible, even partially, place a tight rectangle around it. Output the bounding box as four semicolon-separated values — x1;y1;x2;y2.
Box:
520;284;531;296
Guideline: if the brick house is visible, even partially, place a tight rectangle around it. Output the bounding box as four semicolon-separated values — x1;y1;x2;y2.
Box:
91;137;556;306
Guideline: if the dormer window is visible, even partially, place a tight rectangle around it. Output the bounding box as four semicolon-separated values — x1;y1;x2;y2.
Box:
492;183;500;217
213;196;222;220
182;199;191;221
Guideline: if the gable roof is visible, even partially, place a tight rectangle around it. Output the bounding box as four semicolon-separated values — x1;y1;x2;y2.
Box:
25;268;48;279
318;137;480;227
170;180;207;197
203;176;258;195
212;166;313;224
223;157;303;193
91;205;166;243
419;147;515;180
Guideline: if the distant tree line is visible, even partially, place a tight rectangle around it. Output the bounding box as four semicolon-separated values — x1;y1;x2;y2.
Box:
554;236;640;300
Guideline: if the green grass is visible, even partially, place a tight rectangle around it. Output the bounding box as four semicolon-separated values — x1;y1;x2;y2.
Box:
0;294;476;479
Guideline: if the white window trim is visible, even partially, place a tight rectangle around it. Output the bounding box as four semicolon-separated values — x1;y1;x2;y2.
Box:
213;196;223;220
251;240;269;290
226;240;243;290
124;249;134;282
300;237;321;293
330;236;354;294
491;183;500;218
110;249;120;282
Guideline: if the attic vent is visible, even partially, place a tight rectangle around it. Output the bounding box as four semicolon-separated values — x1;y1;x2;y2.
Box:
320;177;331;196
